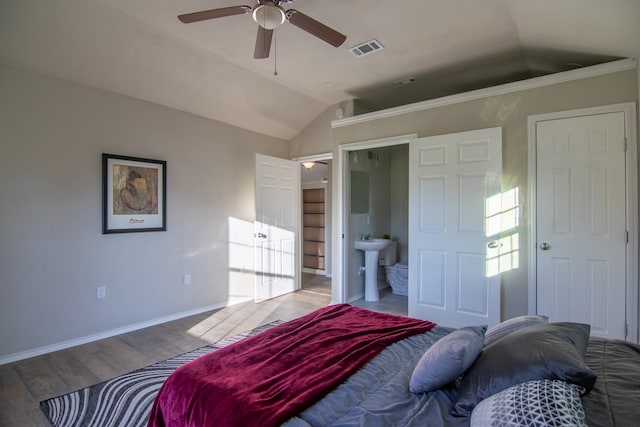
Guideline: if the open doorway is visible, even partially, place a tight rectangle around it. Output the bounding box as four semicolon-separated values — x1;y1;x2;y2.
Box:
336;134;416;305
296;154;332;297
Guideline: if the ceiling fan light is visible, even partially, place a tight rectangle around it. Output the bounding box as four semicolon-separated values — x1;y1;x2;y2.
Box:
252;4;286;30
302;161;315;169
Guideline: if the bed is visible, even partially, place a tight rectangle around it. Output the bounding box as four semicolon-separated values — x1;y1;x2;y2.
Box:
148;304;640;426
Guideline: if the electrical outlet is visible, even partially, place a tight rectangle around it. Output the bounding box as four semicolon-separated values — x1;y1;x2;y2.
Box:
183;274;191;285
97;286;106;299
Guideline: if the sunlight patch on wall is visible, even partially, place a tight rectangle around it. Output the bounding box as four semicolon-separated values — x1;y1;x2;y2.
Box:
228;216;255;304
186;217;255;339
486;187;519;236
485;188;520;277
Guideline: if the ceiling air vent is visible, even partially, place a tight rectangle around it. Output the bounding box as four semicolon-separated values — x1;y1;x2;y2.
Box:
349;39;384;57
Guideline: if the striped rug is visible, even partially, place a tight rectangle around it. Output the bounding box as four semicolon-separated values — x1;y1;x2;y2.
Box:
40;321;283;427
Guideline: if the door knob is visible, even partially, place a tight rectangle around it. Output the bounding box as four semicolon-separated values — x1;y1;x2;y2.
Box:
540;242;550;250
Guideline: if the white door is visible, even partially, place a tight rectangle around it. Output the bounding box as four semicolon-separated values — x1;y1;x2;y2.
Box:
409;127;502;328
535;112;627;340
254;154;300;302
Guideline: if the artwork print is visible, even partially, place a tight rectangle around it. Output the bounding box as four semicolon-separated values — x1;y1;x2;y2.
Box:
102;154;166;233
112;165;159;215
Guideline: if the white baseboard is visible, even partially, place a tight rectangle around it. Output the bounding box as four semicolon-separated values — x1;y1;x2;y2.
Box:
0;298;252;366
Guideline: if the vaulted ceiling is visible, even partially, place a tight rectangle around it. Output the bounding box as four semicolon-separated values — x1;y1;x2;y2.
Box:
1;0;639;140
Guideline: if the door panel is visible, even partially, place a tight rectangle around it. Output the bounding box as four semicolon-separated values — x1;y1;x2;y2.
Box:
409;127;502;328
255;154;300;302
536;112;626;339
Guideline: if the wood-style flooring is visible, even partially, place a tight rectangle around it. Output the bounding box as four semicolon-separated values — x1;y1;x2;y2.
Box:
0;274;406;427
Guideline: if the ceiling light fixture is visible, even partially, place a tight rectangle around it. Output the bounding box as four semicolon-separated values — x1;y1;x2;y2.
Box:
302;161;315;169
252;4;286;30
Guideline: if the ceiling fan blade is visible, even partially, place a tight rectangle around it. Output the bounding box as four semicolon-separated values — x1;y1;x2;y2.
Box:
178;5;251;23
286;9;346;47
254;26;273;59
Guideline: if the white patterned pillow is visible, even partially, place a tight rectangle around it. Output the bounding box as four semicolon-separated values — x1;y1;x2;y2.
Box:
470;379;586;427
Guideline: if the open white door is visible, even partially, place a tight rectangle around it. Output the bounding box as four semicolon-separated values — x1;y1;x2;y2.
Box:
254;154;300;302
409;127;502;328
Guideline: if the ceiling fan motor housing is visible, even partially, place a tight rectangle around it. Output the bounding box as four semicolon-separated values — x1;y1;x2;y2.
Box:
252;3;286;30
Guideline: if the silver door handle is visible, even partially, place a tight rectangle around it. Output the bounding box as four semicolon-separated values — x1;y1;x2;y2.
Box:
540;242;550;250
487;241;501;249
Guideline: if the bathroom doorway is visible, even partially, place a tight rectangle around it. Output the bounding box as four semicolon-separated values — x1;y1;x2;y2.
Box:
337;134;416;305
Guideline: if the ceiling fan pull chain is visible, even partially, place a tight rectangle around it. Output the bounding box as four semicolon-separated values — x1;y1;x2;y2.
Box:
273;29;278;76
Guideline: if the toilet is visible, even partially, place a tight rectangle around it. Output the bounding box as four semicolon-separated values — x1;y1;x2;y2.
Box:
378;241;408;296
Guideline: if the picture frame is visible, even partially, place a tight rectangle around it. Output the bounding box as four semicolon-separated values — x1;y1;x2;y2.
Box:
102;153;166;234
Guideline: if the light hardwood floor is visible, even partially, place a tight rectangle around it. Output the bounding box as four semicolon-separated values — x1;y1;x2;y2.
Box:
0;274;406;427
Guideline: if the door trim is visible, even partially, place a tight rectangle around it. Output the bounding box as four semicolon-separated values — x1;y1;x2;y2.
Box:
527;102;638;342
336;134;417;304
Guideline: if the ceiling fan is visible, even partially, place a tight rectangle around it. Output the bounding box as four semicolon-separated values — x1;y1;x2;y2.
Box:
178;1;347;59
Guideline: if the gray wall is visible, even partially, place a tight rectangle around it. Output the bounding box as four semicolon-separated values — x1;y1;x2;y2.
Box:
289;101;354;159
389;144;409;265
0;64;289;360
332;69;639;320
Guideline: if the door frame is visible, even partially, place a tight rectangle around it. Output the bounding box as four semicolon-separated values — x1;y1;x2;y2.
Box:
526;102;638;342
336;134;417;304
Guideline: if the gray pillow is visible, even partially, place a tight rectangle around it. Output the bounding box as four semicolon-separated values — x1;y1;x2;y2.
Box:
484;314;548;346
409;325;486;393
452;322;596;417
470;379;587;427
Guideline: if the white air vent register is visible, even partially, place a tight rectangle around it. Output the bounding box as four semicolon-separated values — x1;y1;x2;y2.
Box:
349;39;384;57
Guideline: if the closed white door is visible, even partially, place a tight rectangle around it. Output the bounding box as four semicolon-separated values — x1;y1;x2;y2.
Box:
409;127;502;328
536;112;627;340
254;154;300;302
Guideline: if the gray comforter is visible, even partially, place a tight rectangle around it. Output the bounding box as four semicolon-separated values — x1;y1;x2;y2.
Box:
582;337;640;427
283;328;640;427
284;326;468;427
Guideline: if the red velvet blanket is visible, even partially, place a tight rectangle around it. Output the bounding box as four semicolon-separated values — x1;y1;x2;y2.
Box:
147;304;435;427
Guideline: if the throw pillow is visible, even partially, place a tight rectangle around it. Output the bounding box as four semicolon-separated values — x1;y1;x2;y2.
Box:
409;325;486;393
471;379;587;427
452;322;596;417
484;314;548;346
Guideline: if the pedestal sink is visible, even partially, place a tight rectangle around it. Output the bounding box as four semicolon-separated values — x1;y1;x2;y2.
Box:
354;239;391;302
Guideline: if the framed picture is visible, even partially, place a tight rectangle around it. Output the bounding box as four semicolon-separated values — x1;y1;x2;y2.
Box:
102;153;166;234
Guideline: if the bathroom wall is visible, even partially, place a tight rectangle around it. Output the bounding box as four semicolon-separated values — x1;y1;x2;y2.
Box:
369;149;392;238
389;145;409;264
